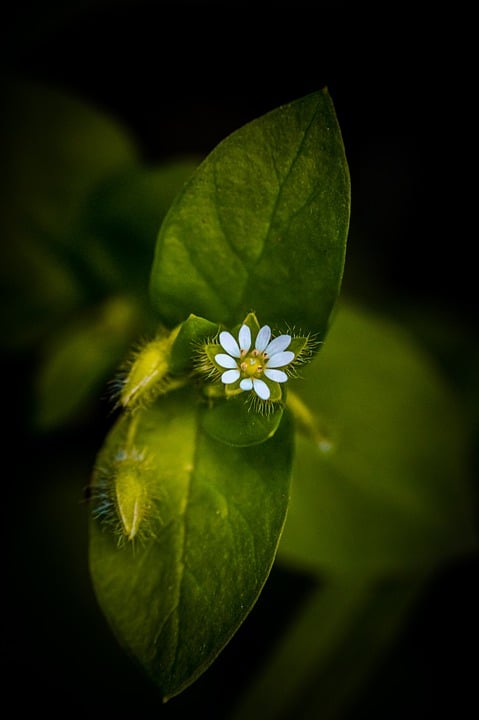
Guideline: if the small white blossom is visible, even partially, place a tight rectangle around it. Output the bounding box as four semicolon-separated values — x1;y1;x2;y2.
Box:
215;324;295;400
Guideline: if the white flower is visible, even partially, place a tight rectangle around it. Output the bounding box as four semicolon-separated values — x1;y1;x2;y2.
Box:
215;324;295;400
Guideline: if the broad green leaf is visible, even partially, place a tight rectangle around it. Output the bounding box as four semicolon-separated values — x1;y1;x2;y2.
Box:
200;394;284;447
33;295;142;430
89;386;294;700
0;77;139;349
149;89;350;338
279;300;478;576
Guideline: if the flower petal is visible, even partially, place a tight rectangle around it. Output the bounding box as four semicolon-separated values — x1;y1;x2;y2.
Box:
240;378;253;391
264;368;288;383
266;350;295;368
255;325;271;352
221;369;240;384
219;331;241;357
215;353;239;369
265;334;291;355
238;324;251;352
252;378;270;400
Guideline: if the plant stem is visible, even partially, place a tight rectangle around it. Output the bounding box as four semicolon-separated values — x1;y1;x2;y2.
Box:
286;390;334;453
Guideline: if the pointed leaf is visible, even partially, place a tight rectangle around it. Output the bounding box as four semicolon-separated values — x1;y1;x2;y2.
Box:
149;90;350;338
89;387;294;700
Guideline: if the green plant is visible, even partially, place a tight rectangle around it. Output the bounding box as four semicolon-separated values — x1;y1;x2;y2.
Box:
88;87;350;702
3;77;477;719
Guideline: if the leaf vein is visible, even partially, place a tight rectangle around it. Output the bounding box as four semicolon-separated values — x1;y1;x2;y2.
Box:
169;422;198;676
238;98;321;307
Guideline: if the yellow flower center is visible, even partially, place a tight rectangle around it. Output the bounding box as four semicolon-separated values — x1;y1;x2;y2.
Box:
240;350;265;378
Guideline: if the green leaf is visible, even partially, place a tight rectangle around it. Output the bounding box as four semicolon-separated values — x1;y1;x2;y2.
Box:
0;77;139;349
230;576;425;720
168;313;220;375
77;160;201;296
0;233;86;351
200;395;284;447
149;89;350;338
279;300;478;576
89;387;294;700
1;77;138;242
33;295;142;430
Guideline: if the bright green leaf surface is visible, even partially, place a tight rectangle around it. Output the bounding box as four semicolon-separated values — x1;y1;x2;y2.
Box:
149;89;350;338
279;300;478;576
89;387;294;700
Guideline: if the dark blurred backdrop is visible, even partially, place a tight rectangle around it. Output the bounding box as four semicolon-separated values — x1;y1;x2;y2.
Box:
2;2;476;322
2;3;477;718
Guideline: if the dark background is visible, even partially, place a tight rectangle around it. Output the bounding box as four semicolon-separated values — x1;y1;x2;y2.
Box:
2;2;476;323
2;2;477;718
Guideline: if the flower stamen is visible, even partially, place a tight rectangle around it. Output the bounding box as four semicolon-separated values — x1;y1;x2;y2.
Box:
211;321;297;401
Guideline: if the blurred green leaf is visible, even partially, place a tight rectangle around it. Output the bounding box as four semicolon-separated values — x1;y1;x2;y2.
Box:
0;77;138;241
33;295;142;431
231;575;425;720
77;160;200;296
32;164;208;425
0;77;139;349
0;231;85;350
89;387;294;700
149;89;350;338
279;300;478;576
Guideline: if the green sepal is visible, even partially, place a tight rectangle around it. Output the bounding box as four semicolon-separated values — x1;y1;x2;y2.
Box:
224;382;244;398
233;311;261;338
168;314;220;375
288;336;316;365
203;343;226;375
222;379;283;404
262;378;283;403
